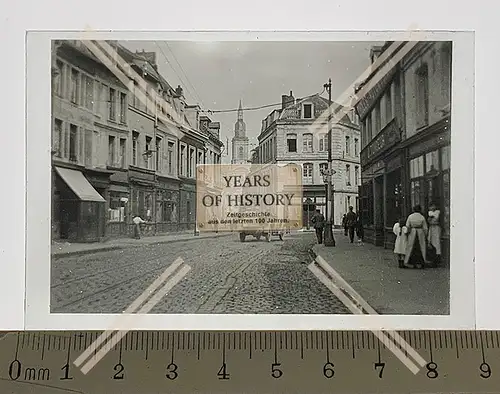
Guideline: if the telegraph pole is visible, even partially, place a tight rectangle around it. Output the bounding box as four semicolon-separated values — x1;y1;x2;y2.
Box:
323;78;336;247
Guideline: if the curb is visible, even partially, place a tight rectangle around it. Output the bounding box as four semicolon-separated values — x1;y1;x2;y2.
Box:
52;232;234;259
308;246;379;315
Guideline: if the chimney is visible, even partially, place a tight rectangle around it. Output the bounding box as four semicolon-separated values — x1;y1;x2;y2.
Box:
281;90;295;109
175;85;184;98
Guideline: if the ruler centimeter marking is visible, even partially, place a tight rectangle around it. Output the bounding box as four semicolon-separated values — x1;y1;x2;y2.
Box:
2;331;500;393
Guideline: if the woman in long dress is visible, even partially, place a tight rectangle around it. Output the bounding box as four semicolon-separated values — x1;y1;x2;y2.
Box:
427;202;442;267
403;205;428;269
393;218;408;268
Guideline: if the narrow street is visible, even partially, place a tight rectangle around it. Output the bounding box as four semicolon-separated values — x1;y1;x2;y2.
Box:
50;233;350;314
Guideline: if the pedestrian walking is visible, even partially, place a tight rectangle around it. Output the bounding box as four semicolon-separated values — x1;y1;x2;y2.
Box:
133;215;146;239
393;218;408;268
427;202;442;267
311;209;325;244
403;205;428;269
342;214;348;236
345;206;358;243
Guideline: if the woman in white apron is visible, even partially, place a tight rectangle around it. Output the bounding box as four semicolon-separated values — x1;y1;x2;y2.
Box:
403;205;428;269
427;202;442;267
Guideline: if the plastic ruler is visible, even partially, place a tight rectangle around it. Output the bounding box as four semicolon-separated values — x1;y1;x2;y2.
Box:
0;330;499;393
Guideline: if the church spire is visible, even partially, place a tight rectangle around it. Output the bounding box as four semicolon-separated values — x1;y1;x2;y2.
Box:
237;99;243;121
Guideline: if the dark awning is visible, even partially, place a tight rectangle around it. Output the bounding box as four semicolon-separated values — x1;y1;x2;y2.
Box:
55;167;105;202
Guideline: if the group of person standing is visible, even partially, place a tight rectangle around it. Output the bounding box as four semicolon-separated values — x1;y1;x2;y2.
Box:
393;202;442;269
311;206;364;245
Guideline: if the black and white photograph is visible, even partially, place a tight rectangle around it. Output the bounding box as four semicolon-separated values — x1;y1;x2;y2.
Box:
24;31;474;330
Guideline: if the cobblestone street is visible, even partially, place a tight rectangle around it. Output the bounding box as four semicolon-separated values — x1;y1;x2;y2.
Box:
50;232;350;314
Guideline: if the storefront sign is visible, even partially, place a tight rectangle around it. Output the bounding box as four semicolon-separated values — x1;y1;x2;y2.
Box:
196;164;303;232
361;119;401;164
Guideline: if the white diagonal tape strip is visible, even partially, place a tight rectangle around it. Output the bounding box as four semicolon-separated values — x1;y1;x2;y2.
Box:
79;265;191;374
308;264;420;374
74;258;185;368
313;256;426;368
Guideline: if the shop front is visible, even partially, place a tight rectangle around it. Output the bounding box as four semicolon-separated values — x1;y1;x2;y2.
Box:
179;180;196;231
359;118;403;246
128;166;157;237
156;176;181;233
106;170;130;238
403;116;451;264
52;166;107;242
302;185;326;229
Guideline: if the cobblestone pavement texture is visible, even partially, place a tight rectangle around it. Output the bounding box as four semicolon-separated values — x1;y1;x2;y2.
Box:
51;232;350;314
312;231;450;315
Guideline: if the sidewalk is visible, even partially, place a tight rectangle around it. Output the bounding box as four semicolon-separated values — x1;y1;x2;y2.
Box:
52;231;234;258
310;231;450;315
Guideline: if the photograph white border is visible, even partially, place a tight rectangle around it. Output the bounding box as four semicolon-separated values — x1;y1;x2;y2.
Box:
25;30;475;331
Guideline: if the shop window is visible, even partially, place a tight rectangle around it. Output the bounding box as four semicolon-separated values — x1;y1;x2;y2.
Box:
425;150;440;175
410;155;425;209
360;182;374;226
386;169;403;226
410;180;422;208
109;194;126;222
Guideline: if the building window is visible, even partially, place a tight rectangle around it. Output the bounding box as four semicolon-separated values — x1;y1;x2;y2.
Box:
303;163;313;184
354;138;359;156
319;163;328;176
287;133;297;153
385;88;392;123
318;134;328;152
108;135;116;166
69;124;78;162
168;142;174;175
144;137;152;168
156;137;161;171
83;75;94;110
132;132;138;166
354;165;359;186
441;42;452;105
366;113;372;142
180;145;186;176
54;60;64;97
70;69;80;104
119;138;126;168
303;104;313;119
109;88;116;121
83;129;92;166
416;64;429;128
303;133;313;153
119;92;127;123
54;119;63;157
373;102;381;135
188;147;195;177
239;146;244;159
345;164;351;186
345;136;350;155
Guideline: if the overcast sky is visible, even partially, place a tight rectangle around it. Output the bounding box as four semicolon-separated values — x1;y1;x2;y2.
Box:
121;40;378;163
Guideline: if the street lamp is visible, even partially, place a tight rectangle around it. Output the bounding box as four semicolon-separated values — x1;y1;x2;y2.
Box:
323;78;335;247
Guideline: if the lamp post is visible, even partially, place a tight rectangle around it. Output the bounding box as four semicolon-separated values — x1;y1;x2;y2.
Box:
323;78;335;247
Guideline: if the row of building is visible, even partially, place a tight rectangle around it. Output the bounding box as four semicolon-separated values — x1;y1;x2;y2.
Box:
51;40;224;242
251;40;451;264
